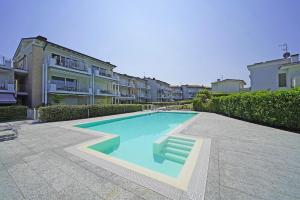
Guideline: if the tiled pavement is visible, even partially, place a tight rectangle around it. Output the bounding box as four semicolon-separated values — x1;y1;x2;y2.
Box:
0;112;300;200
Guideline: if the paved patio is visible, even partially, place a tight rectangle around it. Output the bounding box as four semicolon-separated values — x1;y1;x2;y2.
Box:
0;112;300;200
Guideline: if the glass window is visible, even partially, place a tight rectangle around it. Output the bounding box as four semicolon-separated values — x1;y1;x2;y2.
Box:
99;68;107;76
278;73;287;87
66;78;77;88
51;76;65;89
52;54;60;65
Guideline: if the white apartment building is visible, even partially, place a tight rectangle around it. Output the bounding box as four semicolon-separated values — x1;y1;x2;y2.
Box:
117;74;151;103
134;77;151;102
170;86;183;100
146;78;172;102
211;79;246;93
181;85;210;99
118;73;136;103
247;54;300;91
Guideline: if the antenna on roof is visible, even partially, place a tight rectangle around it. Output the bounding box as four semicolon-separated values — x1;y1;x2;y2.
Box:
279;43;291;58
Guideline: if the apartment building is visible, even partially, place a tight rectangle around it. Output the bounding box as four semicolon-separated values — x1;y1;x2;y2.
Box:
117;73;136;103
2;35;216;106
247;54;300;91
134;77;151;102
117;73;151;103
181;85;210;99
12;36;119;107
170;86;183;100
146;78;172;102
211;79;246;93
0;56;16;104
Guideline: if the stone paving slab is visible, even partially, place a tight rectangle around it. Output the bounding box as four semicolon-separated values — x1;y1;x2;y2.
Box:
0;112;300;200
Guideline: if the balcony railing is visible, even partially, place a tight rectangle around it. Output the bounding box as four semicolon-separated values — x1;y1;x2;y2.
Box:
49;58;91;74
119;94;136;99
0;56;12;69
48;83;91;95
95;89;119;96
94;70;119;81
0;80;15;93
120;82;135;88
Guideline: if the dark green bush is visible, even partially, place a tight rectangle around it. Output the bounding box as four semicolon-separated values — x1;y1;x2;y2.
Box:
39;104;143;122
192;89;213;112
0;106;27;122
208;88;300;130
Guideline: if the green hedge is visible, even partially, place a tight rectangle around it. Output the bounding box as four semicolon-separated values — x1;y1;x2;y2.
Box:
39;104;143;122
0;106;27;122
194;88;300;130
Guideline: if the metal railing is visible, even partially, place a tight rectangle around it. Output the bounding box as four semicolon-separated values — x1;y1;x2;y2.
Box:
49;57;89;73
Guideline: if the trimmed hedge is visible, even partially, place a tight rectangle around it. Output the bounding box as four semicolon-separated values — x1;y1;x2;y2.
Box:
39;104;143;122
0;106;27;122
193;88;300;130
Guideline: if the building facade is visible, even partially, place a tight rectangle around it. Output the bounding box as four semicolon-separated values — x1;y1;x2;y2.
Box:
181;85;210;99
12;36;119;107
146;78;172;102
0;56;16;104
1;35;214;106
211;79;246;93
247;54;300;91
170;86;183;100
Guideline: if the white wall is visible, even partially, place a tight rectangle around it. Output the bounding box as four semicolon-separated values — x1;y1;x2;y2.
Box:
212;81;243;93
247;55;299;91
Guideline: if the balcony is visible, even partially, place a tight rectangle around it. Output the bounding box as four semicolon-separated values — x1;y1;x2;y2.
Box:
48;58;91;75
95;89;119;97
136;83;146;89
118;94;136;100
120;82;135;88
13;65;29;75
16;84;28;95
48;83;92;95
0;80;15;93
0;57;12;70
94;69;119;81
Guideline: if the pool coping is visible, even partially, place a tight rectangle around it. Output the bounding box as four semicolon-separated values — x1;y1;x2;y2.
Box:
64;111;211;200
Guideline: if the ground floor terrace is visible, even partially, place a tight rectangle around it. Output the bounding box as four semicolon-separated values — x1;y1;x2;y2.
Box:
0;112;299;200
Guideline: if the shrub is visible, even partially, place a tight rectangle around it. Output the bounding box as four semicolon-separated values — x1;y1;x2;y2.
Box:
192;89;213;112
0;106;27;122
209;88;300;130
39;104;143;122
167;104;192;110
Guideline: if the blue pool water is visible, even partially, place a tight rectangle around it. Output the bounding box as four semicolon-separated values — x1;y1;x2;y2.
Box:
77;112;197;177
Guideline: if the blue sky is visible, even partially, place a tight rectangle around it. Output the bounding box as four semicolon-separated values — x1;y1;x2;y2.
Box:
1;0;300;86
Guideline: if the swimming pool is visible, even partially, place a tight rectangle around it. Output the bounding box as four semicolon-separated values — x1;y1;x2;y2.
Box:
76;112;198;177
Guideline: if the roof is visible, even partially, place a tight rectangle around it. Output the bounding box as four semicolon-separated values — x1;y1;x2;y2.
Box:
144;77;170;85
280;61;300;69
181;84;210;89
211;79;246;85
247;54;299;68
14;36;117;68
170;85;181;88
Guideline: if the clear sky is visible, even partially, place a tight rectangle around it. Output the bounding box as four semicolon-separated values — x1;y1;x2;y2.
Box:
1;0;300;86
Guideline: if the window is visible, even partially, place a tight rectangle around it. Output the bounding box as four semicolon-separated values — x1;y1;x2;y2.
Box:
278;73;287;87
99;68;107;76
52;53;60;65
51;76;65;89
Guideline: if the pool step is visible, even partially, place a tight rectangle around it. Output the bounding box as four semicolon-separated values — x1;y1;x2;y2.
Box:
154;135;196;164
167;138;194;146
169;136;195;143
164;152;186;164
164;147;189;157
166;141;192;151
